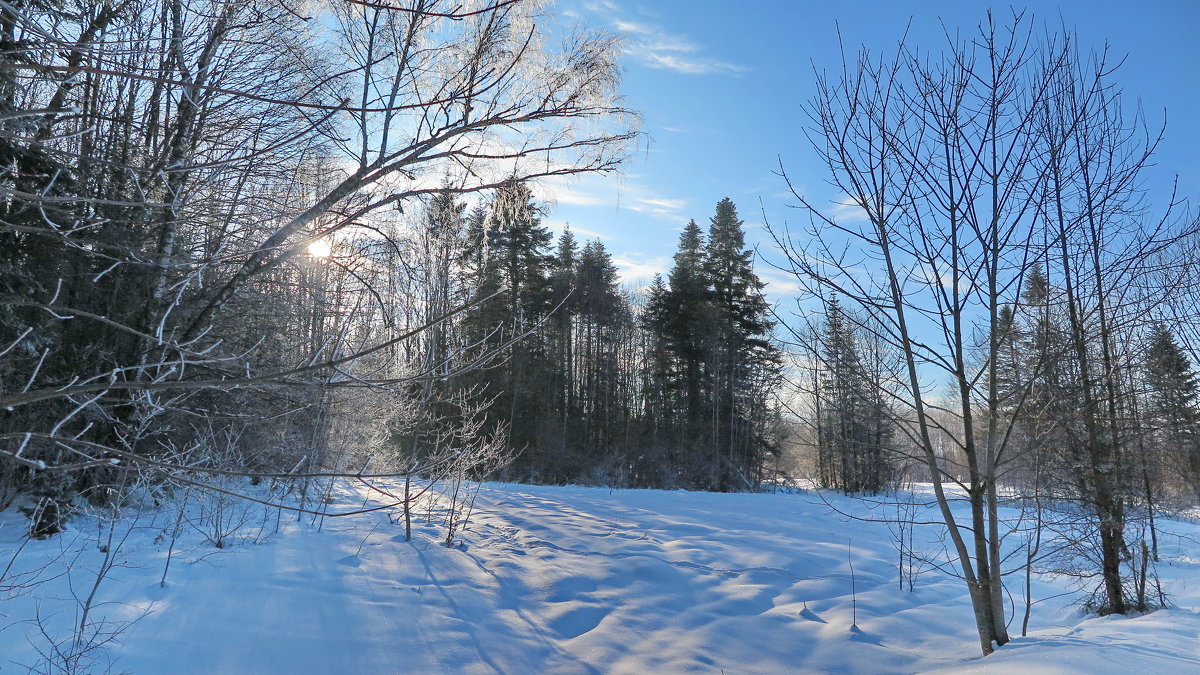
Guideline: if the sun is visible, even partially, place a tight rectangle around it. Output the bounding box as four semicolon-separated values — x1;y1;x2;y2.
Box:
307;239;332;258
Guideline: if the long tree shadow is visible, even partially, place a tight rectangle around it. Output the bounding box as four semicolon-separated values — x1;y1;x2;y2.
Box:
414;542;602;675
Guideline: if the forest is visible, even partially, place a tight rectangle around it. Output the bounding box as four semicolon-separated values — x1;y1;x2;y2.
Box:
0;0;782;517
4;0;1200;670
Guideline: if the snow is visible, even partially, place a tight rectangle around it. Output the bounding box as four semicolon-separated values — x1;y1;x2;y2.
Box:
3;481;1200;673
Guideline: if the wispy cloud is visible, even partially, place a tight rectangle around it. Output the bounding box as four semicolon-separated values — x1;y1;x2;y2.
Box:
826;194;870;225
550;186;606;207
543;218;612;241
585;2;745;75
535;176;605;207
915;260;971;293
613;19;654;35
571;225;612;240
637;197;686;210
757;269;803;297
533;171;691;226
628;196;687;220
583;0;621;12
612;252;671;283
636;50;745;76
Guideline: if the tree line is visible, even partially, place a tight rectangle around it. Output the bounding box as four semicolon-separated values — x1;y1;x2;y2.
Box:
417;185;783;491
0;0;782;532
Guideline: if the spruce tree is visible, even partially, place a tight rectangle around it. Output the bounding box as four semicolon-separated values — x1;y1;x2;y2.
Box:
641;274;673;457
460;181;555;478
547;227;580;462
663;219;712;479
818;298;891;493
702;198;781;489
575;239;628;464
1145;322;1200;494
551;227;579;314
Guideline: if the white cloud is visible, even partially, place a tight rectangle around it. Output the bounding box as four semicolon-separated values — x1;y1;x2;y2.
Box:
534;174;617;209
915;260;971;293
583;0;620;12
826;194;870;225
541;185;605;207
637;197;686;210
613;19;654;35
585;2;745;75
574;226;611;240
612;252;670;283
546;219;612;241
533;167;691;227
757;269;803;297
626;195;688;221
636;50;744;76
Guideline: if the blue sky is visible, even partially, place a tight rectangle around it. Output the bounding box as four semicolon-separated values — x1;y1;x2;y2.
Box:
539;0;1200;299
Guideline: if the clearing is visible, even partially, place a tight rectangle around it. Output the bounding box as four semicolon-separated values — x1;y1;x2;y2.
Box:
3;482;1200;673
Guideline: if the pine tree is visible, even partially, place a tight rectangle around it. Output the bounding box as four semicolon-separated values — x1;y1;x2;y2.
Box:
575;239;629;466
819;299;854;489
818;298;892;493
1146;323;1199;428
546;227;580;464
662;219;712;480
550;227;579;314
490;181;554;325
662;221;708;419
460;206;507;357
641;274;673;458
1145;322;1200;495
459;181;555;478
1006;264;1078;490
701;198;781;489
1;1;149;530
420;189;469;380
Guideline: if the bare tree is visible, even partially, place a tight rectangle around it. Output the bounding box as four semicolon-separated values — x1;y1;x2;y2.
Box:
0;0;634;529
771;8;1199;652
772;12;1079;654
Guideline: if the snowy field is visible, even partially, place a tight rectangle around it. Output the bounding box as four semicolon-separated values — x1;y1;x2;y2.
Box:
3;481;1200;674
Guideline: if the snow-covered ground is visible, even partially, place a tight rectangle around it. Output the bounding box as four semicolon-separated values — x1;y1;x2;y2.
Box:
3;480;1200;673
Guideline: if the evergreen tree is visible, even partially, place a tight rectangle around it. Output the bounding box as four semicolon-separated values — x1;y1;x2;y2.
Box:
550;227;580;314
420;189;469;379
1;1;159;530
460;181;555;478
641;274;673;448
817;298;892;493
460;206;507;356
1025;267;1091;494
1146;323;1199;428
576;240;623;324
1;1;83;534
575;239;629;465
454;193;784;491
1145;322;1200;494
701;198;781;489
491;181;554;324
655;219;712;482
546;227;580;463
